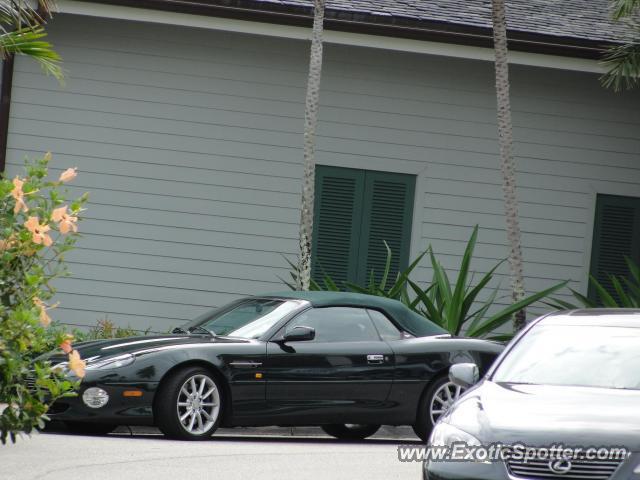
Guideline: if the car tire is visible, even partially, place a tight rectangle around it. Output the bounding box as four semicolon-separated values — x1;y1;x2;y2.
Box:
64;421;116;436
155;366;223;440
413;375;466;442
321;424;380;440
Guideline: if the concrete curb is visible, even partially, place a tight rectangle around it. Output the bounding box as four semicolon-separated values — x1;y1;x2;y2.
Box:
112;425;419;441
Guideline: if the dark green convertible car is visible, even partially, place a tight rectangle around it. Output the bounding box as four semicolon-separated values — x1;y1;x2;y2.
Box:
40;292;503;440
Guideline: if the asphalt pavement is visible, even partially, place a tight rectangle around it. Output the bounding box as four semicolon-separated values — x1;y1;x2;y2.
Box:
0;427;423;480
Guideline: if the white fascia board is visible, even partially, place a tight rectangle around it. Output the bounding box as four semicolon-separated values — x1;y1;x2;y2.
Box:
57;0;605;74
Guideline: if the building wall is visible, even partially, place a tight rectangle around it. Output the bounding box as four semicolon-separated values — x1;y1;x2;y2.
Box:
6;14;640;332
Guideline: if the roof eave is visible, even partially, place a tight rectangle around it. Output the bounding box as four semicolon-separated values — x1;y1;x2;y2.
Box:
81;0;617;59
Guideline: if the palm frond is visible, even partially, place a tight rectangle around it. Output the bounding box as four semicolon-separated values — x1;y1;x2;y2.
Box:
610;0;640;19
601;42;640;92
0;27;63;81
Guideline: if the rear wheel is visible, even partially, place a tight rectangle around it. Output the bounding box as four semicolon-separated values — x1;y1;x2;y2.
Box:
155;366;223;440
64;422;116;436
321;424;380;440
413;376;466;441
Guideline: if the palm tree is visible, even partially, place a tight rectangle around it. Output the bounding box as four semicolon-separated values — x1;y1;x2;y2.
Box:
601;0;639;91
297;0;326;291
0;0;63;81
491;0;527;330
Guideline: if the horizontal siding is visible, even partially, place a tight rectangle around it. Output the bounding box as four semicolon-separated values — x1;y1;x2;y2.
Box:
6;14;640;331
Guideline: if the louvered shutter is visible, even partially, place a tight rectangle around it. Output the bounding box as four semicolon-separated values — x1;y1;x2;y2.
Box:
312;167;364;287
589;194;640;302
357;171;415;286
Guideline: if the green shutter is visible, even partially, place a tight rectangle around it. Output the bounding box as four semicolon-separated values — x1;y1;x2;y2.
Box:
313;166;415;289
357;171;416;286
312;167;364;287
589;194;640;302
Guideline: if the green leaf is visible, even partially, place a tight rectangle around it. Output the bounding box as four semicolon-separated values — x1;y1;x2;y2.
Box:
468;281;568;338
378;240;392;293
589;275;620;307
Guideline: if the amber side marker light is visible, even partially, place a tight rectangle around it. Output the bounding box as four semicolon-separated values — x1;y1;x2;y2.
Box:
255;373;263;379
123;390;143;397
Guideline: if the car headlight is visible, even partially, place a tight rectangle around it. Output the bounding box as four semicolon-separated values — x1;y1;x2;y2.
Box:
85;353;135;371
429;422;481;447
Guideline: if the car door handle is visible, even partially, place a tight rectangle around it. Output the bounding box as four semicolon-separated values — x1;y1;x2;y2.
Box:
367;354;385;364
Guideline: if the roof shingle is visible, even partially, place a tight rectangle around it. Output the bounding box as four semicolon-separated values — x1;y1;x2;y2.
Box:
250;0;636;44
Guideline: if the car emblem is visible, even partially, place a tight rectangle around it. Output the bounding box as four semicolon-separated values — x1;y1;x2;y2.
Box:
549;458;572;475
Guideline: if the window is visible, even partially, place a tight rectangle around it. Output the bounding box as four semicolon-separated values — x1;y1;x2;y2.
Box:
312;165;416;288
284;307;380;342
589;194;640;302
187;299;302;339
367;309;403;341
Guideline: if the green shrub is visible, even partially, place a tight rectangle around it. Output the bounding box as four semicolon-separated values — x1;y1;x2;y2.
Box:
284;226;566;340
1;154;88;443
547;256;640;309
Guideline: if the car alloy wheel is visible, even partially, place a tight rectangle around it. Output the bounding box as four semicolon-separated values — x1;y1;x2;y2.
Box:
429;381;466;425
176;374;221;435
413;375;468;441
155;366;224;440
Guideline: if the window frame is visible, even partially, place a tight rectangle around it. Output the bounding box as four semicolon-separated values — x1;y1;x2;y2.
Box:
272;306;386;343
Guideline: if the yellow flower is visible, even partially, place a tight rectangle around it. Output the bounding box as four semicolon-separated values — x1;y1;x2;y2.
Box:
24;216;53;246
51;206;78;234
58;167;78;183
10;177;28;215
33;297;57;327
68;350;86;378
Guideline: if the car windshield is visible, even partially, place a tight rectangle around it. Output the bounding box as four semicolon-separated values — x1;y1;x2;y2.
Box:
492;325;640;390
183;299;302;339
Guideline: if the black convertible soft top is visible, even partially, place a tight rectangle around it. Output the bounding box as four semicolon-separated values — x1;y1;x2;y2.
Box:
262;291;448;338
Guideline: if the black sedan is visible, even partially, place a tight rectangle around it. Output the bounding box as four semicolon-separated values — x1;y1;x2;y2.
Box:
424;308;640;480
40;291;502;440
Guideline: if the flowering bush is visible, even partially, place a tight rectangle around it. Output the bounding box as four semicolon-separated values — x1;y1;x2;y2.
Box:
0;153;88;443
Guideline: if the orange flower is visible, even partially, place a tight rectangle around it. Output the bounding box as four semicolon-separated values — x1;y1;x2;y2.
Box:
24;216;53;246
58;167;78;183
33;297;57;327
10;177;28;215
51;206;78;234
68;350;86;378
60;336;73;354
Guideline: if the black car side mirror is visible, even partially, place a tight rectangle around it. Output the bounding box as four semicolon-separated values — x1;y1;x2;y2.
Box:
449;363;479;388
283;326;315;342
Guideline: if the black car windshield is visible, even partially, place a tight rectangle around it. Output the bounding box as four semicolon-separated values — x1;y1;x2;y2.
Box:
183;299;302;339
492;325;640;390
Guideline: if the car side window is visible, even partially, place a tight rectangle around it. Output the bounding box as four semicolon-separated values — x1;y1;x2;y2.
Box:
367;309;403;341
284;307;380;342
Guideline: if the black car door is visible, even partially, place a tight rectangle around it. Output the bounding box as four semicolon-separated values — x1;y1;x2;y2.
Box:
264;307;395;424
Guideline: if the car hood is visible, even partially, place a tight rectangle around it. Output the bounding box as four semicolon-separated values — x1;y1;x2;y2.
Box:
39;334;249;363
447;381;640;450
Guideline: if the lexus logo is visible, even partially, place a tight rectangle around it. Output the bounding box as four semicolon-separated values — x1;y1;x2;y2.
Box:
549;458;572;475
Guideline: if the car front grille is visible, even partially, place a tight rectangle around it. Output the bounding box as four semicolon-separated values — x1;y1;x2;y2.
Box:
507;455;624;480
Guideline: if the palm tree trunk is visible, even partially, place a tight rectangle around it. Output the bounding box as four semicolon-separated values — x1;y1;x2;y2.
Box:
297;0;326;291
491;0;527;330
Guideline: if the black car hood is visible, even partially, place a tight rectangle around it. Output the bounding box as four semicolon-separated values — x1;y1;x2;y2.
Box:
40;335;249;363
448;381;640;451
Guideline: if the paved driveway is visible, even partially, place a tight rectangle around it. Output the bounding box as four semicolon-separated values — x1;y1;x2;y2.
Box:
0;429;422;480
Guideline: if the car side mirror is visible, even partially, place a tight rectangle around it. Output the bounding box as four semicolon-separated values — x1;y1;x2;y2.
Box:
283;326;315;342
449;363;479;388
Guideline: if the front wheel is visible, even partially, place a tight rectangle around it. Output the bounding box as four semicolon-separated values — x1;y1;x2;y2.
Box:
155;367;223;440
321;424;380;440
413;376;466;441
